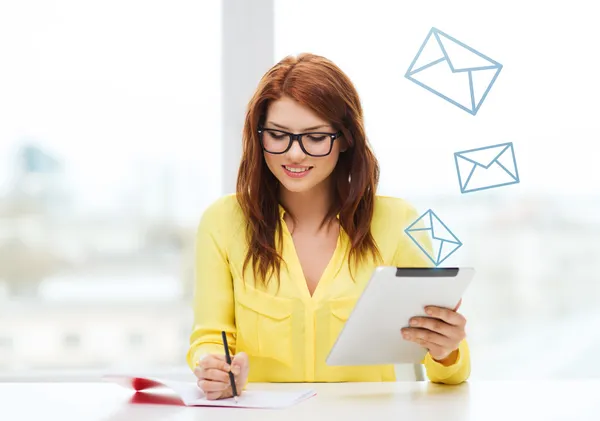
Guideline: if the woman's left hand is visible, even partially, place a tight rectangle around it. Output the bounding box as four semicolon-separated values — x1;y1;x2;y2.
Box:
401;299;466;363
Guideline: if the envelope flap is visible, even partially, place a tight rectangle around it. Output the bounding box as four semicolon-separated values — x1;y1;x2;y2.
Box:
430;212;460;244
472;67;503;110
406;210;433;231
407;29;447;74
435;29;500;72
457;143;510;168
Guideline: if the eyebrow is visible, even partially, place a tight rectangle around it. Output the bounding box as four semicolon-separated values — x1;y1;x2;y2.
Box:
267;121;330;132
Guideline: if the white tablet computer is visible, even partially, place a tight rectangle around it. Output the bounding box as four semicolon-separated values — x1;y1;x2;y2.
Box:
326;267;475;366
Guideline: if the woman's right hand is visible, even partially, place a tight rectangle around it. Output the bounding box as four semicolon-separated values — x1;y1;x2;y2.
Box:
193;352;249;400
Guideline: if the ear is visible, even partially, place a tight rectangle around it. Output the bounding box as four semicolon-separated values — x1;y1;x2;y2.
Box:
339;138;349;153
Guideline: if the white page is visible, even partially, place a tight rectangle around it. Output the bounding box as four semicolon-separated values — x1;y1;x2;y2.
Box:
103;375;316;409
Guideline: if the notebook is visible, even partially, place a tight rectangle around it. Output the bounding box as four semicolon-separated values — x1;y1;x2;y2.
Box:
102;375;316;409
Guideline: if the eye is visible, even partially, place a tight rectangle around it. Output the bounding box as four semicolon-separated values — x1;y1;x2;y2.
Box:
307;134;328;142
266;130;287;140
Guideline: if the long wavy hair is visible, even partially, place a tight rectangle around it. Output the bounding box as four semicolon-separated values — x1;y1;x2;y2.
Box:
236;53;381;287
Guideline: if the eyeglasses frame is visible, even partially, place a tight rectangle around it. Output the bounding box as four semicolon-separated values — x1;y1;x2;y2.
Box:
257;126;343;157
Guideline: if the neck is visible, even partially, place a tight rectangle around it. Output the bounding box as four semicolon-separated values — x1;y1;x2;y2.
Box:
279;179;335;232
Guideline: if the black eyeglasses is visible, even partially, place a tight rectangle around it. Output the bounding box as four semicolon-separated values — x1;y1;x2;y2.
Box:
257;126;343;157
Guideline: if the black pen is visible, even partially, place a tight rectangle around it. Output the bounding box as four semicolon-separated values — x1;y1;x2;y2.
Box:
221;331;238;403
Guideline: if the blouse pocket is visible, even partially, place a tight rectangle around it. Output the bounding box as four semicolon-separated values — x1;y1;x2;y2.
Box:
327;295;386;381
329;295;359;351
235;287;294;366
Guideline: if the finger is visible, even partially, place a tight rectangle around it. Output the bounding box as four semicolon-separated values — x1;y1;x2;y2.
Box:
197;379;229;393
425;305;466;327
235;383;244;396
198;355;231;372
454;298;462;312
231;352;248;375
421;342;449;359
402;327;456;349
199;368;231;383
194;357;227;379
205;390;226;401
409;316;455;337
232;351;248;364
195;353;226;367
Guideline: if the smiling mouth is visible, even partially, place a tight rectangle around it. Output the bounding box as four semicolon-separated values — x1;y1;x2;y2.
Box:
282;165;313;173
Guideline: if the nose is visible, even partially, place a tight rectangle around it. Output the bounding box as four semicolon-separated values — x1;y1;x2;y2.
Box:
286;138;307;161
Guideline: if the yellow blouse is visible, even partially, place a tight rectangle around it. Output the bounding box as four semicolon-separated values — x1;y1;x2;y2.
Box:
187;193;470;384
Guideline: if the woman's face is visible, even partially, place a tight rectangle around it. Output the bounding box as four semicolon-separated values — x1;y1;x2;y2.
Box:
262;96;344;194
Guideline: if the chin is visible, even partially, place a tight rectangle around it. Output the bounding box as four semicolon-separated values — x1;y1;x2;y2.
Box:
270;164;332;194
279;179;316;194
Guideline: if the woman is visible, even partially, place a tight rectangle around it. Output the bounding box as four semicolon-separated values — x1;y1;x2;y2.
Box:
187;53;470;400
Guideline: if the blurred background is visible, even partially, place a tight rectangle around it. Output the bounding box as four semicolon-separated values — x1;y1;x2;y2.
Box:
0;0;598;381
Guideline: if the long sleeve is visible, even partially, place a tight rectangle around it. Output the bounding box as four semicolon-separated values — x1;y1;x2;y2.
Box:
186;202;236;371
422;339;471;384
394;203;471;385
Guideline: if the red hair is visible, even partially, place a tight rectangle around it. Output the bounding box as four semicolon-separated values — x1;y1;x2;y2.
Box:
236;53;381;287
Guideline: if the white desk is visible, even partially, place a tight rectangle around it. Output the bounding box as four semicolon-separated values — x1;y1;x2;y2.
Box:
1;380;599;421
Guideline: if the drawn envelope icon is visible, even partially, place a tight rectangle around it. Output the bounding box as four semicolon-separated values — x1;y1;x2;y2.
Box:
454;142;520;194
405;27;503;115
405;209;462;267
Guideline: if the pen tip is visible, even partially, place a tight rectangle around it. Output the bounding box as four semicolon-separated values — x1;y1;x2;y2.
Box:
234;396;239;404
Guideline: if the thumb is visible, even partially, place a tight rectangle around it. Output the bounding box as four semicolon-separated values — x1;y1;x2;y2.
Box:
231;352;248;375
454;298;463;312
